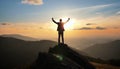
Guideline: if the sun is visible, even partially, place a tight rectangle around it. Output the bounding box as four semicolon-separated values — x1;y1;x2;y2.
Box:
63;18;75;30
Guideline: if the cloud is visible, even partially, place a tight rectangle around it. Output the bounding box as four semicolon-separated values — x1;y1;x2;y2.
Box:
75;27;93;30
113;27;119;29
74;26;107;30
65;4;113;13
116;11;120;15
39;27;43;29
86;23;96;25
96;26;107;30
0;23;10;25
21;0;43;5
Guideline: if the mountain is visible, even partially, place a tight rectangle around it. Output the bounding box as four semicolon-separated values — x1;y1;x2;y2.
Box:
0;36;57;69
31;44;95;69
0;34;38;41
82;40;120;60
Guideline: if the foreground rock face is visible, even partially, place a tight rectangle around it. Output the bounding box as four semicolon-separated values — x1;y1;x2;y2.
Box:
31;43;95;69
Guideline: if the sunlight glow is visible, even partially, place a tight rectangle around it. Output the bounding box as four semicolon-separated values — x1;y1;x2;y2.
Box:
63;18;75;30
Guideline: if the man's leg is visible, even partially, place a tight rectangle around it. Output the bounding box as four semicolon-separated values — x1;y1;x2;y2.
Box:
61;32;64;44
58;32;60;45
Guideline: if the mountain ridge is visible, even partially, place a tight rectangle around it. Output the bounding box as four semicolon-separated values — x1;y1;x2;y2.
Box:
82;40;120;60
0;36;57;69
0;34;38;41
0;36;120;68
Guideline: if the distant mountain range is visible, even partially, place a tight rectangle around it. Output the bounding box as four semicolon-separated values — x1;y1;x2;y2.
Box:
83;40;120;60
0;34;120;68
0;36;57;69
0;34;38;41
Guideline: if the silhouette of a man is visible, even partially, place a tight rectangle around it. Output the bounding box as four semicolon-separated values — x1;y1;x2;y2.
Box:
52;18;70;45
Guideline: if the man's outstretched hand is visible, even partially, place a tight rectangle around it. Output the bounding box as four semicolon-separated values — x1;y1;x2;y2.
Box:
68;18;70;20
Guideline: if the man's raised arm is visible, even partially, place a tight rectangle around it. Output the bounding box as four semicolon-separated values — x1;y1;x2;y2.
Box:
65;18;70;24
52;18;58;24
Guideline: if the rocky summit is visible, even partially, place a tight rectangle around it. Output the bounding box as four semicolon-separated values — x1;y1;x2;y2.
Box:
31;43;95;69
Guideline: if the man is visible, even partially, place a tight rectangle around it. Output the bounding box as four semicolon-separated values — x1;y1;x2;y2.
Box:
52;18;70;45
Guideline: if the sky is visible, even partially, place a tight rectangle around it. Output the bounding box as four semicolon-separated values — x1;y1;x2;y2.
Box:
0;0;120;42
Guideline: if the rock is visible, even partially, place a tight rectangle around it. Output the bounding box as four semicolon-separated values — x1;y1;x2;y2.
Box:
31;43;95;69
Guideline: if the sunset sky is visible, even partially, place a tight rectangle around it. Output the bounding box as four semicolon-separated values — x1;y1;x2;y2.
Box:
0;0;120;40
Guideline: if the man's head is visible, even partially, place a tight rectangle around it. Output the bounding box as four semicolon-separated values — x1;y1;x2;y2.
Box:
60;19;62;22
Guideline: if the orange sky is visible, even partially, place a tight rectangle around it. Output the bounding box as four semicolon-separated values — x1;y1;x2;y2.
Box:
0;14;120;40
0;24;120;40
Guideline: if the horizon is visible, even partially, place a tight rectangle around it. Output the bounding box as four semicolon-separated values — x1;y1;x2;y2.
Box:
1;33;120;50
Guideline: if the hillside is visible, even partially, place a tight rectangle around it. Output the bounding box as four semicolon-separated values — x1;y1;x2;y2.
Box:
30;43;120;69
83;40;120;60
0;34;38;41
1;36;120;69
31;43;95;69
0;36;57;69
